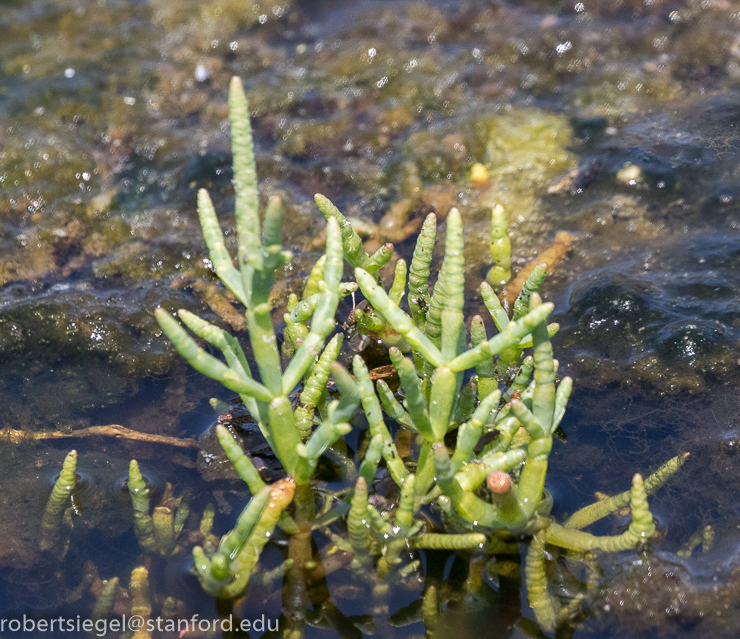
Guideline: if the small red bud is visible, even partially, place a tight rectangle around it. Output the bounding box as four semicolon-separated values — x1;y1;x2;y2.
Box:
486;470;512;494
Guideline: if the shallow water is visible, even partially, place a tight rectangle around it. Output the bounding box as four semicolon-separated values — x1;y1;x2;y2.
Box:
3;0;740;636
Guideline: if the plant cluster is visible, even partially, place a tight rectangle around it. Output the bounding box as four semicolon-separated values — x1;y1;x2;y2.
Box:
41;77;686;638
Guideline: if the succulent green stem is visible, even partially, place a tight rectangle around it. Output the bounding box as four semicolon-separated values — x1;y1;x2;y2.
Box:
40;450;78;554
347;477;371;571
410;533;486;550
314;194;368;270
390;347;432;437
409;213;437;331
281;217;343;395
353;357;409;484
526;531;557;632
471;315;497;399
215;424;267;494
127;459;156;554
222;478;296;598
486;204;511;287
196;187;247;305
422;585;439;639
303;255;326;299
91;577;119;624
395;474;416;535
563;452;688;530
294;334;343;438
546;474;656;552
355;267;443;367
376;379;417;432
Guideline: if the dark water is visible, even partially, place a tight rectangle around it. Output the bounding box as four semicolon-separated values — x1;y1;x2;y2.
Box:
3;0;740;636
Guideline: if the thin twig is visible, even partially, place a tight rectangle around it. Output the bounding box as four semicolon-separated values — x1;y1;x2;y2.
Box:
0;425;200;450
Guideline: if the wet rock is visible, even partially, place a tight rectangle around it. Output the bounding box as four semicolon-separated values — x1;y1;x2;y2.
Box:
403;129;474;184
655;320;727;363
556;226;740;392
670;21;733;81
0;282;178;369
182;150;233;192
0;281;206;428
702;187;740;219
196;401;282;484
557;0;681;18
569;276;655;344
91;240;199;280
571;116;609;142
275;113;354;159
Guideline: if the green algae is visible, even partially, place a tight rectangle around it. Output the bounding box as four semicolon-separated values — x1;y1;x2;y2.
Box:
459;108;578;258
150;0;295;36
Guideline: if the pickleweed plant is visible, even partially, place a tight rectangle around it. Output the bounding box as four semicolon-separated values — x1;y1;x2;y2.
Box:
128;460;191;557
154;78;357;492
146;75;687;633
154;77;364;598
